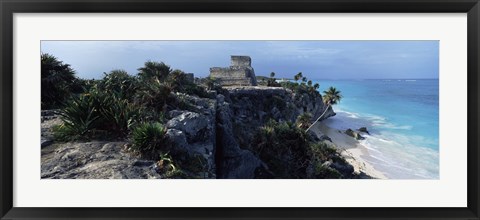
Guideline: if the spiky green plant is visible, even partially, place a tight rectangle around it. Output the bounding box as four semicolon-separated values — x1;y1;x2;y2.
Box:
100;97;139;136
135;79;172;111
55;94;100;140
99;69;138;100
296;112;312;129
131;122;168;157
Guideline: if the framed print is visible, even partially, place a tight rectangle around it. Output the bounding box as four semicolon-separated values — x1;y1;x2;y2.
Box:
1;0;479;219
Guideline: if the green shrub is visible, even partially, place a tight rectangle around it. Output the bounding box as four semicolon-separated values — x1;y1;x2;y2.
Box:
251;119;348;179
135;80;172;111
314;163;343;179
204;76;220;91
41;53;79;109
54;85;142;140
55;95;100;140
183;84;210;98
131;122;169;158
310;142;337;162
280;81;319;96
252;120;310;178
166;69;188;91
99;69;138;100
100;97;140;136
296;112;312;129
138;61;171;81
169;93;197;112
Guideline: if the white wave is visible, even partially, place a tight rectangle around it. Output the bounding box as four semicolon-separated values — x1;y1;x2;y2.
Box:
361;132;439;179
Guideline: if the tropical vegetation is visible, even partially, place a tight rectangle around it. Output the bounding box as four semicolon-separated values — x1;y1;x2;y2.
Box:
43;53;347;179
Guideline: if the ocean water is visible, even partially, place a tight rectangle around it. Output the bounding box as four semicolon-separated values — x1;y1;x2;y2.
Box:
313;79;439;179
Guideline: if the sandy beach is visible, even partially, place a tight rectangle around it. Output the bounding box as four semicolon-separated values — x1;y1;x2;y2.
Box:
311;122;387;179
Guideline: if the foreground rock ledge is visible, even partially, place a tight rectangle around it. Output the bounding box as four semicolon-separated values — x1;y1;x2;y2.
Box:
42;142;161;179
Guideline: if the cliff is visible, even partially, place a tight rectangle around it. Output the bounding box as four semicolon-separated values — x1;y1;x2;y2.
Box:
41;86;337;179
215;86;335;178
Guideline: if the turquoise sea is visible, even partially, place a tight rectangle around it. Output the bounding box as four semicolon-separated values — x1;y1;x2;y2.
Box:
313;79;439;179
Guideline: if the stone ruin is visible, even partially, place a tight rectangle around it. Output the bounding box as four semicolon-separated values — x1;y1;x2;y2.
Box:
209;56;257;86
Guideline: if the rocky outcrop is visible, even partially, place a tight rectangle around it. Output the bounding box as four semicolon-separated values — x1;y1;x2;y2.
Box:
345;129;365;140
41;85;335;179
225;86;334;124
358;127;370;134
165;94;217;178
220;86;334;150
41;110;61;148
41;142;162;179
293;91;335;122
215;95;264;178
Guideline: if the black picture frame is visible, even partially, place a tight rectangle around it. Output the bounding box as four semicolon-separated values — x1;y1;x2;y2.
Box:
1;0;479;219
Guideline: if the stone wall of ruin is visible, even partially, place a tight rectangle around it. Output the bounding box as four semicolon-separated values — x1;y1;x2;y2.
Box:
209;56;257;86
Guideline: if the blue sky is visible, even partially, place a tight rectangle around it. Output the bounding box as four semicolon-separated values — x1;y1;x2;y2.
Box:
41;41;439;80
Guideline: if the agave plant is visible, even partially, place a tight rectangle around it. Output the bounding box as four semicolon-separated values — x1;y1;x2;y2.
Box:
296;112;312;129
135;80;172;111
131;122;169;158
56;94;100;139
100;97;139;136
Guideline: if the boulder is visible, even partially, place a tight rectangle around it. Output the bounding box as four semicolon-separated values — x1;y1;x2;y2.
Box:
165;129;188;153
345;129;365;140
166;111;209;143
358;127;370;134
41;117;62;148
320;135;333;142
41;139;53;148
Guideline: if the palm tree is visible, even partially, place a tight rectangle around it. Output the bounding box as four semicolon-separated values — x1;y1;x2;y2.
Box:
138;61;171;81
305;86;342;132
270;72;276;78
313;83;320;90
296;113;312;129
322;86;342;105
302;77;307;83
41;53;77;109
100;69;137;99
294;72;303;82
307;80;312;86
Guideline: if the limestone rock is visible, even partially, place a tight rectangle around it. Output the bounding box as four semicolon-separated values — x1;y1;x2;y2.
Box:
41;142;162;179
166;111;209;142
165;96;217;178
358;127;370;134
345;129;365;140
215;95;263;178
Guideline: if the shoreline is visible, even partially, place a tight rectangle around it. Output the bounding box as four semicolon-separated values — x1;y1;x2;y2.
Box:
311;122;387;179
